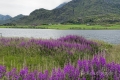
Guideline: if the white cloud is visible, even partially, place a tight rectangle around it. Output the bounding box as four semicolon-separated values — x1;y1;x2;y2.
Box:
0;0;71;17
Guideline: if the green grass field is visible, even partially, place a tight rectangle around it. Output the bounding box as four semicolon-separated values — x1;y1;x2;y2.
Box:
0;36;119;72
93;40;120;63
0;36;97;72
0;24;120;29
0;36;120;79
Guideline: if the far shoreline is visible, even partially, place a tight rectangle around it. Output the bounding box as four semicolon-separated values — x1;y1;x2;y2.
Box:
0;24;120;30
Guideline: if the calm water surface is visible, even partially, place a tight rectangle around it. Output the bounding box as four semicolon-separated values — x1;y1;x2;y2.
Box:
0;28;120;44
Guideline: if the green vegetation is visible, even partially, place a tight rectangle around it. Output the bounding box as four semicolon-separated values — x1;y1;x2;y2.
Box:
1;0;120;25
106;44;120;63
0;14;24;25
92;39;120;63
15;0;120;25
0;35;119;72
0;24;120;30
0;35;99;71
0;35;120;79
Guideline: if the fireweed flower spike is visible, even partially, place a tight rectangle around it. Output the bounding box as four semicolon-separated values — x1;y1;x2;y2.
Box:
0;57;120;79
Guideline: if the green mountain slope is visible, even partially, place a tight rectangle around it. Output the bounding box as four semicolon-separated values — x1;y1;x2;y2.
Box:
0;14;24;25
0;14;12;20
16;0;120;25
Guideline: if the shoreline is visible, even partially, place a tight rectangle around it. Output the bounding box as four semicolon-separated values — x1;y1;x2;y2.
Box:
0;24;120;30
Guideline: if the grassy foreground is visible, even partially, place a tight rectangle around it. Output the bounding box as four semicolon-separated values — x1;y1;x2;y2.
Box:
0;35;99;71
0;24;120;29
92;40;120;64
0;35;120;79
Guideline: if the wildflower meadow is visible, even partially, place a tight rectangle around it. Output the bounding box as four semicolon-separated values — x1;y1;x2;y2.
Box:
0;35;119;80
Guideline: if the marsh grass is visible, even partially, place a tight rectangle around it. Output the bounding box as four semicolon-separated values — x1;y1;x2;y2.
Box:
0;35;120;80
1;35;120;73
93;39;120;64
0;51;94;72
106;44;120;63
0;35;99;72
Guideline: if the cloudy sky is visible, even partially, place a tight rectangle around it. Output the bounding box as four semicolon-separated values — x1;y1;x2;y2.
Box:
0;0;71;17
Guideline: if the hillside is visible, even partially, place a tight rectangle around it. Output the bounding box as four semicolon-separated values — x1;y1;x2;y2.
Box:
16;0;120;25
0;14;24;25
55;2;67;9
0;14;12;20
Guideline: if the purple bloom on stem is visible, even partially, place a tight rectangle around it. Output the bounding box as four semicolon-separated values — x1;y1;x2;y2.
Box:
82;77;86;80
19;42;26;47
0;66;6;79
99;56;106;66
19;67;28;79
99;71;105;79
6;68;19;80
25;72;36;80
52;68;65;80
38;70;49;80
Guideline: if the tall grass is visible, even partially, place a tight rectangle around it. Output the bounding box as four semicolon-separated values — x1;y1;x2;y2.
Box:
0;56;120;80
0;35;100;71
106;44;120;63
0;35;120;79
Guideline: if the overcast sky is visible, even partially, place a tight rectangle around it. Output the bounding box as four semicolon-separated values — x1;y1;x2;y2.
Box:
0;0;71;17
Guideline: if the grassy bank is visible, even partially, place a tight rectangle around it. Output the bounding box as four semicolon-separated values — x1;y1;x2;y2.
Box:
0;24;120;30
0;35;120;79
0;35;119;71
106;44;120;63
0;35;99;71
92;40;120;63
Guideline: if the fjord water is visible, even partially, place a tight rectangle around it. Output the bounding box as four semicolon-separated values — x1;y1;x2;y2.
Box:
0;28;120;44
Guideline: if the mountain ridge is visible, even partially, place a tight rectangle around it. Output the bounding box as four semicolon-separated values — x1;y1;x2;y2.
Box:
55;2;67;9
0;14;12;21
16;0;120;25
0;14;24;24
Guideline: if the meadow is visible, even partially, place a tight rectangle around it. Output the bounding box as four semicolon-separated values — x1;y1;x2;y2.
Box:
0;35;120;80
1;24;120;30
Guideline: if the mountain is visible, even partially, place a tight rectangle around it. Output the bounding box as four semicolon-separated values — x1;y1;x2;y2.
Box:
0;14;24;24
0;14;12;20
55;2;67;9
16;0;120;25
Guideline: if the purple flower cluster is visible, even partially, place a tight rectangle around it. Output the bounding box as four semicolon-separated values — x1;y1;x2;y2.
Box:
0;56;120;80
0;65;6;78
0;35;99;55
58;35;95;45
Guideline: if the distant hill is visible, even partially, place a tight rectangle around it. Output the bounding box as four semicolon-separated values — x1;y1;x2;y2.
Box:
16;0;120;25
0;14;24;24
0;14;12;21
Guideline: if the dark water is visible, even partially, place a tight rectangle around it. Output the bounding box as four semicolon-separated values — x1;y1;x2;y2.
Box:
0;28;120;44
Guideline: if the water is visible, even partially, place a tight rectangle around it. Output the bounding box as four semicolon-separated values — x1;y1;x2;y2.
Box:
0;28;120;44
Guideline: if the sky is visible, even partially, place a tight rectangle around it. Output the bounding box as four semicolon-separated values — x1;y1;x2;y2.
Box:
0;0;71;17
